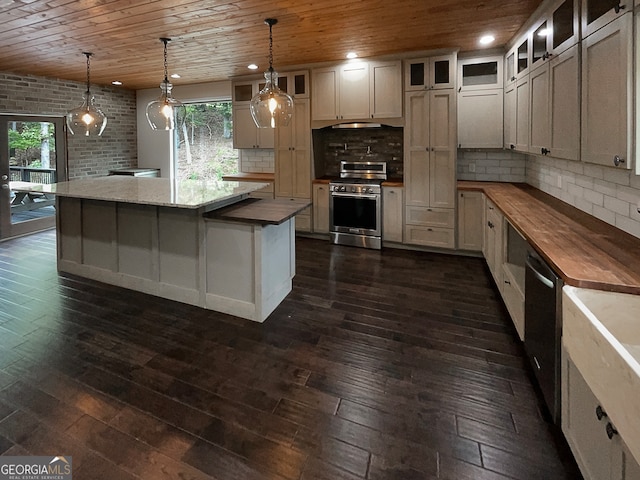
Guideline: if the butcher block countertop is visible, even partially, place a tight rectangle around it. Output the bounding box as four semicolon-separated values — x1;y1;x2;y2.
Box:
205;198;311;225
459;181;640;295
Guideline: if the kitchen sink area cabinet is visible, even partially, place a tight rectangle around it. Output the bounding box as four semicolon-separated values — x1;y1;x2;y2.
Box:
311;60;402;121
581;12;633;169
275;98;312;231
404;89;456;249
382;186;404;243
457;190;483;252
312;183;329;234
562;347;640;480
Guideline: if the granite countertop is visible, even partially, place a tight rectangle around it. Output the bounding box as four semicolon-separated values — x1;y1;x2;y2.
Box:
459;181;640;295
15;176;269;210
222;172;275;182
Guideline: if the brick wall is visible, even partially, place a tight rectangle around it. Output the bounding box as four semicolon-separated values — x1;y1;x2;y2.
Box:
0;71;137;179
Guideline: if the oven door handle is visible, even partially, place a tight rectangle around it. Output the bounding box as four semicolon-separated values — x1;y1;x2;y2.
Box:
331;193;379;200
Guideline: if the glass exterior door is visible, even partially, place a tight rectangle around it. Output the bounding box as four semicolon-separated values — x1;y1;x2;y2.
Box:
0;115;67;240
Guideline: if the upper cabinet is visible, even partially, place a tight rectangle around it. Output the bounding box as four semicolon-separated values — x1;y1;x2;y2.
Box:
311;60;402;121
404;54;456;91
531;0;580;72
278;70;310;99
581;13;633;168
582;0;632;37
458;56;503;91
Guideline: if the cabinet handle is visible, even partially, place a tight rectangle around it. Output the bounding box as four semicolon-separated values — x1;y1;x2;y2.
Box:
541;148;550;155
488;221;494;229
606;422;618;440
614;3;626;13
613;155;625;167
596;405;607;421
510;76;516;82
510;144;515;150
542;52;552;60
504;280;511;285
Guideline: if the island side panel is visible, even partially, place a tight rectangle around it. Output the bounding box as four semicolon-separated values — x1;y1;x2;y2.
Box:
82;200;117;271
57;196;82;264
258;221;295;321
117;203;159;281
157;207;200;305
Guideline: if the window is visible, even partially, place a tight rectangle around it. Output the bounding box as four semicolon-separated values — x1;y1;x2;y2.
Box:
175;101;239;181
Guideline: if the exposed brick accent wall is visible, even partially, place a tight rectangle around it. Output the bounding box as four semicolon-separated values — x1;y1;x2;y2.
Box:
0;71;137;179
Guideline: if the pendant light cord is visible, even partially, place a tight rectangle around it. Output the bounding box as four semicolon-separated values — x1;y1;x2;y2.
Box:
265;18;277;83
162;38;169;84
83;52;92;95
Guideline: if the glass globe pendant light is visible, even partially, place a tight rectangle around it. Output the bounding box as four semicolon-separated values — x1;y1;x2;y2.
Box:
146;38;186;131
66;52;107;136
250;18;294;129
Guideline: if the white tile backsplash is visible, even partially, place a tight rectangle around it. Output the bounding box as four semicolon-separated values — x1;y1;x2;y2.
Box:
239;149;275;173
457;149;526;182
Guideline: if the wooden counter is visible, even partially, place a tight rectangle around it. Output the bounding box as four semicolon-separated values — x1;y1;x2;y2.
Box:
458;181;640;295
206;198;311;225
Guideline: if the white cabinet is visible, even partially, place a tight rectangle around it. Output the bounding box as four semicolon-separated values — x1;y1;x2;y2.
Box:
382;186;403;243
311;60;402;121
275;98;312;231
312;183;330;234
562;348;640;480
483;197;504;287
529;44;580;159
370;60;403;118
581;13;633;169
458;90;504;149
404;54;456;91
457;190;483;252
457;55;504;149
404;90;456;249
232;104;274;149
582;0;632;38
514;75;530;152
528;0;580;71
278;70;309;99
504;82;517;150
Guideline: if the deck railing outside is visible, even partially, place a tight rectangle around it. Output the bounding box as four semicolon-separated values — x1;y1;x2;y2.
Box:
9;167;57;184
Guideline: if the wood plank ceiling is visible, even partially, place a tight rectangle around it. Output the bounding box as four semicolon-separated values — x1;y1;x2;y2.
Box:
0;0;543;90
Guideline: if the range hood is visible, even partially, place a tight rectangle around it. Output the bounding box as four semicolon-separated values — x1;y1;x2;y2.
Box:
331;122;382;129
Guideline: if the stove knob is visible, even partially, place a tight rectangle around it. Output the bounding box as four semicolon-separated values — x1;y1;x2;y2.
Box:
364;187;370;194
340;185;346;192
352;186;357;193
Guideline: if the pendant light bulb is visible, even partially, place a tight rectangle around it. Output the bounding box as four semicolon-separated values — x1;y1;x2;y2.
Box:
146;38;186;131
250;18;294;129
66;52;107;137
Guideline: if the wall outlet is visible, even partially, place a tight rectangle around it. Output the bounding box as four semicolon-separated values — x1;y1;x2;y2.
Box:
557;175;562;188
469;163;476;173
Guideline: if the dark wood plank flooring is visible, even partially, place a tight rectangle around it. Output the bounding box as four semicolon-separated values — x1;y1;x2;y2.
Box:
0;230;581;479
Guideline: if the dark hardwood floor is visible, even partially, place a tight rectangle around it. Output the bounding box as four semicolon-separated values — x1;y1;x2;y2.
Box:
0;230;581;479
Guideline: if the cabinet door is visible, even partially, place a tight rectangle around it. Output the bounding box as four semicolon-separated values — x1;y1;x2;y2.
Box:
515;75;530;152
292;99;311;198
429;90;455;209
457;191;483;251
622;441;640;480
531;19;553;72
458;56;503;91
370;60;402;118
550;0;579;56
563;354;619;480
430;55;456;90
339;62;370;119
382;187;403;242
549;44;580;160
458;89;504;148
529;63;550;155
275;150;294;198
311;67;339;120
516;37;530;79
404;57;429;91
504;83;517;150
505;48;517;86
582;0;631;37
313;184;330;233
404;91;430;207
581;14;632;168
232;105;258;149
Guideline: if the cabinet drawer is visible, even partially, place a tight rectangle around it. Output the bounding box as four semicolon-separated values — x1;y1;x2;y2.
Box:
404;225;455;249
405;206;454;228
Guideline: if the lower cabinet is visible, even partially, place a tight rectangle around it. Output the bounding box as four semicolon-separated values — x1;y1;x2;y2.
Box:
313;183;330;234
457;190;483;251
483;197;504;286
382;186;403;243
405;205;455;249
562;348;640;480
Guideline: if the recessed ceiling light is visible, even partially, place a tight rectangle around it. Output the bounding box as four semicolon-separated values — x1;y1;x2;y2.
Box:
170;73;181;79
346;52;358;59
111;80;123;86
479;35;495;45
248;64;259;70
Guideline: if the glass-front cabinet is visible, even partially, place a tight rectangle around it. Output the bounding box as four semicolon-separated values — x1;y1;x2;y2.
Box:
582;0;631;37
404;54;456;90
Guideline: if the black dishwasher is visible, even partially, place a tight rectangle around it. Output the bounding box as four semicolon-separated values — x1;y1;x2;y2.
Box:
524;248;563;423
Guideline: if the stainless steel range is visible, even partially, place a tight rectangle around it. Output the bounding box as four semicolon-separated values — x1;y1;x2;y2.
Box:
329;161;386;250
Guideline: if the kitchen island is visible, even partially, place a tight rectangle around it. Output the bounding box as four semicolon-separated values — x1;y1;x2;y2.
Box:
28;176;309;322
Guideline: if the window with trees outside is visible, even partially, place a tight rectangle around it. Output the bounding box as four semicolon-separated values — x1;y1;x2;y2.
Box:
175;101;239;181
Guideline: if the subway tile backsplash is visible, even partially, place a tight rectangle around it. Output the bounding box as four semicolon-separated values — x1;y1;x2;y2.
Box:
240;149;275;173
457;149;526;182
